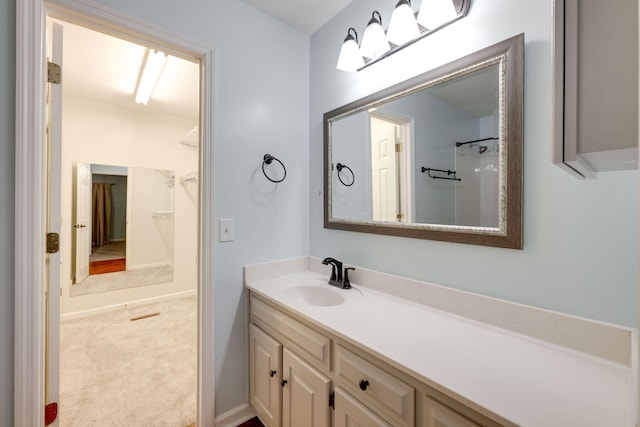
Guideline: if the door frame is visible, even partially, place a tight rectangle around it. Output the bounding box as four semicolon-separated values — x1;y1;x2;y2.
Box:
15;0;216;425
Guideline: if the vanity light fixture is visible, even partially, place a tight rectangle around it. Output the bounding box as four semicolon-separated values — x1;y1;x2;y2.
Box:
386;0;420;46
360;11;391;60
335;0;469;72
135;49;168;105
336;28;365;72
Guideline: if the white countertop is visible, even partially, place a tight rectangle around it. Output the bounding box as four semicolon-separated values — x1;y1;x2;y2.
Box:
246;271;635;427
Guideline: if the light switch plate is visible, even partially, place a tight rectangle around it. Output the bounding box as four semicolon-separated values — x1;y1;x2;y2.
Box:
219;218;234;242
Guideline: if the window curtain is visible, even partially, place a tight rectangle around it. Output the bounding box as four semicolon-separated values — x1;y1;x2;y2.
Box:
92;183;112;246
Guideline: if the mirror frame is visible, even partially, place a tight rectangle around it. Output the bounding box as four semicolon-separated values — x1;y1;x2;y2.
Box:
324;34;524;249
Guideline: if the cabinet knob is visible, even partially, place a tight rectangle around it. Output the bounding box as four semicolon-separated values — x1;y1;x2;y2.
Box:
281;379;288;387
270;370;277;377
359;379;369;391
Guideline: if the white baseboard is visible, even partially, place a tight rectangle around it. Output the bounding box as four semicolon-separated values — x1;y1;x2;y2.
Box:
127;261;173;271
215;403;256;427
61;289;196;321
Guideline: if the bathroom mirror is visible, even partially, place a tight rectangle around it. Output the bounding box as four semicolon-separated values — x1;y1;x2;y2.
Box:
70;163;175;296
324;34;523;249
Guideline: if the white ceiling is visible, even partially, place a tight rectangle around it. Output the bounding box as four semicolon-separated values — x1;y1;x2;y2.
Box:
240;0;354;35
57;20;200;122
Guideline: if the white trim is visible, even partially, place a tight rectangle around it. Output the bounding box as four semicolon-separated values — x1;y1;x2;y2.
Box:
15;1;215;426
214;403;257;427
126;261;173;271
61;289;197;321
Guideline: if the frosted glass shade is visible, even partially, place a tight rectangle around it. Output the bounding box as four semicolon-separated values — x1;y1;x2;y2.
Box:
417;0;457;30
336;33;364;72
386;0;420;46
360;12;391;60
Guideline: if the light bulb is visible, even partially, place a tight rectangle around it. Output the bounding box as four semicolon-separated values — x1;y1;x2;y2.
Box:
360;11;391;60
336;28;365;72
417;0;457;30
386;0;420;46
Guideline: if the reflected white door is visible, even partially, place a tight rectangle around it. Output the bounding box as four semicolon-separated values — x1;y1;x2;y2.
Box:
370;117;399;221
74;162;91;283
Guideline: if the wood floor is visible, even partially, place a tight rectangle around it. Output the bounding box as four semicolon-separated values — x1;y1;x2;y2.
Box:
238;417;264;427
88;257;126;275
186;416;264;427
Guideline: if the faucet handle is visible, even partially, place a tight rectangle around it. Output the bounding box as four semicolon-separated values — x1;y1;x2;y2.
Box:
343;267;355;288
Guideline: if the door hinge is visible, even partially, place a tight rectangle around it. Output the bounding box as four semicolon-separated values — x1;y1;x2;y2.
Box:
396;214;404;219
329;391;335;409
47;62;61;84
395;143;403;152
45;402;58;425
46;232;60;254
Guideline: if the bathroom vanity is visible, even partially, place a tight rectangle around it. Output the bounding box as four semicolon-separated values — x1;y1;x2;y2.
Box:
245;257;636;427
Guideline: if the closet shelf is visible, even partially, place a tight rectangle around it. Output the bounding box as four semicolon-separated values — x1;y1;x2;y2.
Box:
180;172;198;183
152;211;174;219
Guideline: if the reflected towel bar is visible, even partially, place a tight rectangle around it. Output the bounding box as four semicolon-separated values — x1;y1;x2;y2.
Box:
421;167;461;181
455;137;498;147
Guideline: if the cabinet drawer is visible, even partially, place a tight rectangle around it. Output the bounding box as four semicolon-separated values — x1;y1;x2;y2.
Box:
251;296;331;370
335;345;414;426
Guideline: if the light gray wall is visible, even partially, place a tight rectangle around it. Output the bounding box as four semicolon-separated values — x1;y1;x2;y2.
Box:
382;91;478;224
0;0;15;424
310;0;638;327
331;112;371;220
90;0;310;415
3;0;309;421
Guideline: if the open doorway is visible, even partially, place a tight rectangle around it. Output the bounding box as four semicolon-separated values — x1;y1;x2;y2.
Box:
49;17;200;425
15;1;215;425
369;111;415;223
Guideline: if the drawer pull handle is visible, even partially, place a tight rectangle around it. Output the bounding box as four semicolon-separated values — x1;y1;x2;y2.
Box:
359;380;369;391
281;379;288;387
270;370;277;377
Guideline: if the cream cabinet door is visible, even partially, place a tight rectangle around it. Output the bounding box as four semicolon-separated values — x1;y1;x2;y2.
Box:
334;387;390;427
249;325;283;427
424;396;481;427
282;347;331;427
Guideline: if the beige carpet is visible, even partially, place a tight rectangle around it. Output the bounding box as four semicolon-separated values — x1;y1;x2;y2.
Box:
60;296;197;426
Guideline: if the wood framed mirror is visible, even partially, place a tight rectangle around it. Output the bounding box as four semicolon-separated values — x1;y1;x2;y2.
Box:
324;34;523;249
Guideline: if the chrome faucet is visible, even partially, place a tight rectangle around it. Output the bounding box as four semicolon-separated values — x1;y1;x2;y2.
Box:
321;257;354;289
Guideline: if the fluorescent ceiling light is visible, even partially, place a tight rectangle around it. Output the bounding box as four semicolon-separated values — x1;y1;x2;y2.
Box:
417;0;457;30
135;49;168;105
386;0;420;46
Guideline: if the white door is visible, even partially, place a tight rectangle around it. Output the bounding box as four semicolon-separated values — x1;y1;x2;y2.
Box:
45;20;63;427
74;162;91;283
370;117;399;222
282;348;331;427
249;324;283;427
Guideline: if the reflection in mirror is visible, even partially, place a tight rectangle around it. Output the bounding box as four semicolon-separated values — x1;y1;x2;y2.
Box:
325;35;523;248
71;163;175;296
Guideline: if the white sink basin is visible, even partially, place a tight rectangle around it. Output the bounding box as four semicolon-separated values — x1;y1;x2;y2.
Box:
283;283;363;307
